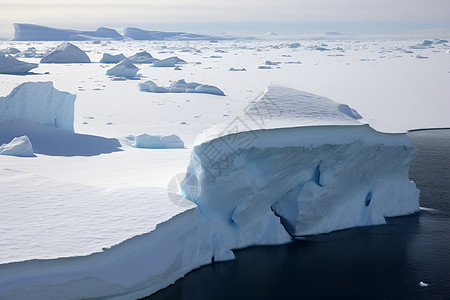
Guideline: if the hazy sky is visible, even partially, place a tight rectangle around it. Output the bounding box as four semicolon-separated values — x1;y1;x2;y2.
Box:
1;0;450;38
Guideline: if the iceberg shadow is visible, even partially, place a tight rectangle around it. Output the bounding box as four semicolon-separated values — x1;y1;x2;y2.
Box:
0;118;122;157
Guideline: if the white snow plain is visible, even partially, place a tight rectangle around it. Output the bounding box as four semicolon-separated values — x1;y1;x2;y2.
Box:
0;37;449;299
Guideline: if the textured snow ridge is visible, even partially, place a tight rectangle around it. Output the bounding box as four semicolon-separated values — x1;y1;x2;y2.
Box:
0;82;76;132
40;42;90;63
134;134;184;148
183;86;419;237
0;136;34;157
0;52;38;74
139;79;225;96
13;23;123;41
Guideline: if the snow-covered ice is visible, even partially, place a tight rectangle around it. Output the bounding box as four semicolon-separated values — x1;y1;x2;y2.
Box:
0;52;38;74
0;81;76;132
0;135;34;157
124;27;225;41
133;133;184;148
40;42;91;63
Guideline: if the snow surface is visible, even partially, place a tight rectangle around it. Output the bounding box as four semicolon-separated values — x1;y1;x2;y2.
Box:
13;23;123;41
134;133;184;149
0;81;76;132
40;42;91;63
0;136;34;157
139;79;225;95
106;59;139;78
0;53;38;74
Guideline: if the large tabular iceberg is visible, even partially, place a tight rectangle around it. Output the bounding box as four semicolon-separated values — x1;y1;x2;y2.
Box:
40;42;90;63
0;86;419;299
13;23;123;41
0;81;76;132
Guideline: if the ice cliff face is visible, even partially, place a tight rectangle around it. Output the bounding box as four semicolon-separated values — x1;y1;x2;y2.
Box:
0;82;76;132
183;86;419;236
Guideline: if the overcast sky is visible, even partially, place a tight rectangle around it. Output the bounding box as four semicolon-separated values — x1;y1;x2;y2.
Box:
1;0;450;38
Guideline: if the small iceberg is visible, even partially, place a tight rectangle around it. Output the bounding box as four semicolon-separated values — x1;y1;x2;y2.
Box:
40;42;90;63
133;134;184;149
139;79;225;96
0;136;35;157
0;52;38;74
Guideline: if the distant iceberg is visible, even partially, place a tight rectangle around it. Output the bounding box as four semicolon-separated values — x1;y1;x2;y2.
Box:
12;23;123;41
124;27;230;41
0;86;419;299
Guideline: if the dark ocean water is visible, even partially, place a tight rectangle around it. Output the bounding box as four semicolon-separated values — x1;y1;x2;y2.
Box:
148;130;450;300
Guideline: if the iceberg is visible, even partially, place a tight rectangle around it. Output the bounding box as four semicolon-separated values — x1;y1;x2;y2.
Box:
182;86;419;236
139;79;225;96
106;59;139;78
0;136;34;157
127;51;158;64
0;52;38;74
152;56;186;67
12;23;123;41
99;53;126;63
133;134;184;149
40;42;90;63
0;82;76;132
0;86;419;299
